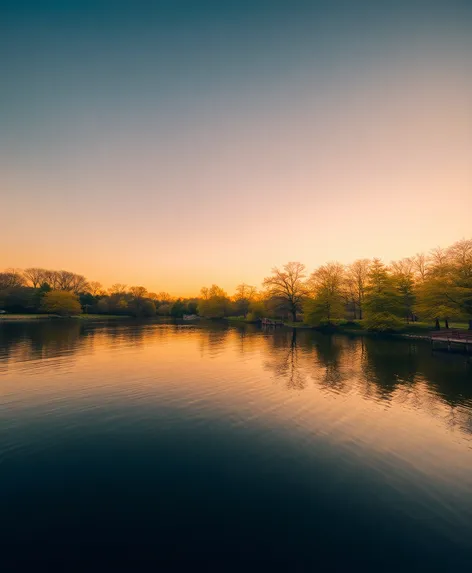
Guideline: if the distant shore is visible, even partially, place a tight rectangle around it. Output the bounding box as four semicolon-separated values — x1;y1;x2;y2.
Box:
0;314;130;322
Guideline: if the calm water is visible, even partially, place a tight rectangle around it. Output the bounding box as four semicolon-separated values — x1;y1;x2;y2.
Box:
1;320;472;570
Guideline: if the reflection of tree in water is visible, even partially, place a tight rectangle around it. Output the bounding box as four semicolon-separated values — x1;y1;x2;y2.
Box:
312;334;347;391
264;329;307;390
0;320;84;370
233;323;261;356
197;322;231;359
358;336;472;435
361;337;419;402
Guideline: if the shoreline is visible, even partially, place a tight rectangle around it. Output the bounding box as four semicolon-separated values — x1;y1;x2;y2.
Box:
225;316;469;342
0;314;131;322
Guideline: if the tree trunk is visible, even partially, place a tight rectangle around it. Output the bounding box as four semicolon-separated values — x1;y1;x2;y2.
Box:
291;309;297;322
435;318;440;330
445;318;449;329
469;319;472;331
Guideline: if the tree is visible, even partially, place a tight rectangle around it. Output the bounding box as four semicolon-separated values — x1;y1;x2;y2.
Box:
263;262;308;322
198;285;231;318
88;281;105;296
416;239;472;321
157;292;173;303
0;270;25;289
390;258;416;322
129;286;148;299
305;262;346;324
412;253;429;283
171;299;187;318
129;286;150;316
23;268;49;288
40;291;82;316
233;283;257;317
345;259;370;319
108;284;127;295
140;300;156;317
364;259;403;317
246;299;267;321
157;304;171;316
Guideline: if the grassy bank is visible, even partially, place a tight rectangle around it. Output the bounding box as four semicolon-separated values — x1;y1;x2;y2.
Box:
285;319;470;338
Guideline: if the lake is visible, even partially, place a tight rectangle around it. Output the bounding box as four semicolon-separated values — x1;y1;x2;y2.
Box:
1;320;472;570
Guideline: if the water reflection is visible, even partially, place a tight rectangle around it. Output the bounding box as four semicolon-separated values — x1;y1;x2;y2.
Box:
1;320;471;437
2;320;472;569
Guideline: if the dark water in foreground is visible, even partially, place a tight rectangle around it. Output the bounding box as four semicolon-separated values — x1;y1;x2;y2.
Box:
1;320;472;570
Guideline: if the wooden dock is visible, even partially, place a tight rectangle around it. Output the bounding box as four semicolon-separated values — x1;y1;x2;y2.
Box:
431;329;472;352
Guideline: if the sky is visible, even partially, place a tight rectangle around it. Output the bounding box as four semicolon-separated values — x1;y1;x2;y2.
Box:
2;0;471;296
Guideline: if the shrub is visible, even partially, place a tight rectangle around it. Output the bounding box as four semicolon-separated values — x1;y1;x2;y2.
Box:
40;291;82;316
363;312;404;332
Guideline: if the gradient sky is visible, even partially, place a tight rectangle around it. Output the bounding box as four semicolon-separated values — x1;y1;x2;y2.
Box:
2;0;471;295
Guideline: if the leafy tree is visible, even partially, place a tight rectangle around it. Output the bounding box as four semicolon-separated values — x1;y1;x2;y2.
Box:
364;259;402;318
305;262;346;325
263;262;308;322
198;285;231;318
40;291;82;316
140;300;156;317
171;299;187;318
416;239;472;321
390;258;416;322
0;287;37;313
233;283;257;317
345;259;370;319
304;291;345;325
157;304;171;316
246;300;267;321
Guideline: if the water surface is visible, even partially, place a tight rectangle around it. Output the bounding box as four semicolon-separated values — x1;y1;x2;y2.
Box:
1;321;471;570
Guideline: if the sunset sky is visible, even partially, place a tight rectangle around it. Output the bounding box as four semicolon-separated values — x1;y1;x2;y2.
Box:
2;0;471;296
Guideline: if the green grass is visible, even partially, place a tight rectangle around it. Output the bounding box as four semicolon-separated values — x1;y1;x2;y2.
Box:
74;314;130;320
0;314;56;321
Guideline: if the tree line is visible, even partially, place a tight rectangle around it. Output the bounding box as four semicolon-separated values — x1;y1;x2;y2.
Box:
1;238;471;328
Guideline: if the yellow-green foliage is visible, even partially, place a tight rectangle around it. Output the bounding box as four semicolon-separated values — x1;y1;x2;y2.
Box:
363;312;404;332
40;290;82;316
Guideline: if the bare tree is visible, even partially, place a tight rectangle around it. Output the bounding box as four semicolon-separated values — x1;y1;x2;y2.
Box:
448;239;472;278
235;283;257;300
430;247;449;269
157;291;173;303
412;253;429;282
0;270;26;289
69;274;89;294
263;262;308;322
88;281;104;296
308;262;345;295
129;286;148;299
108;283;128;295
44;270;60;289
23;267;49;288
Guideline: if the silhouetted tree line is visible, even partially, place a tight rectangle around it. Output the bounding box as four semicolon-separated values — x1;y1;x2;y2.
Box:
1;238;470;325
